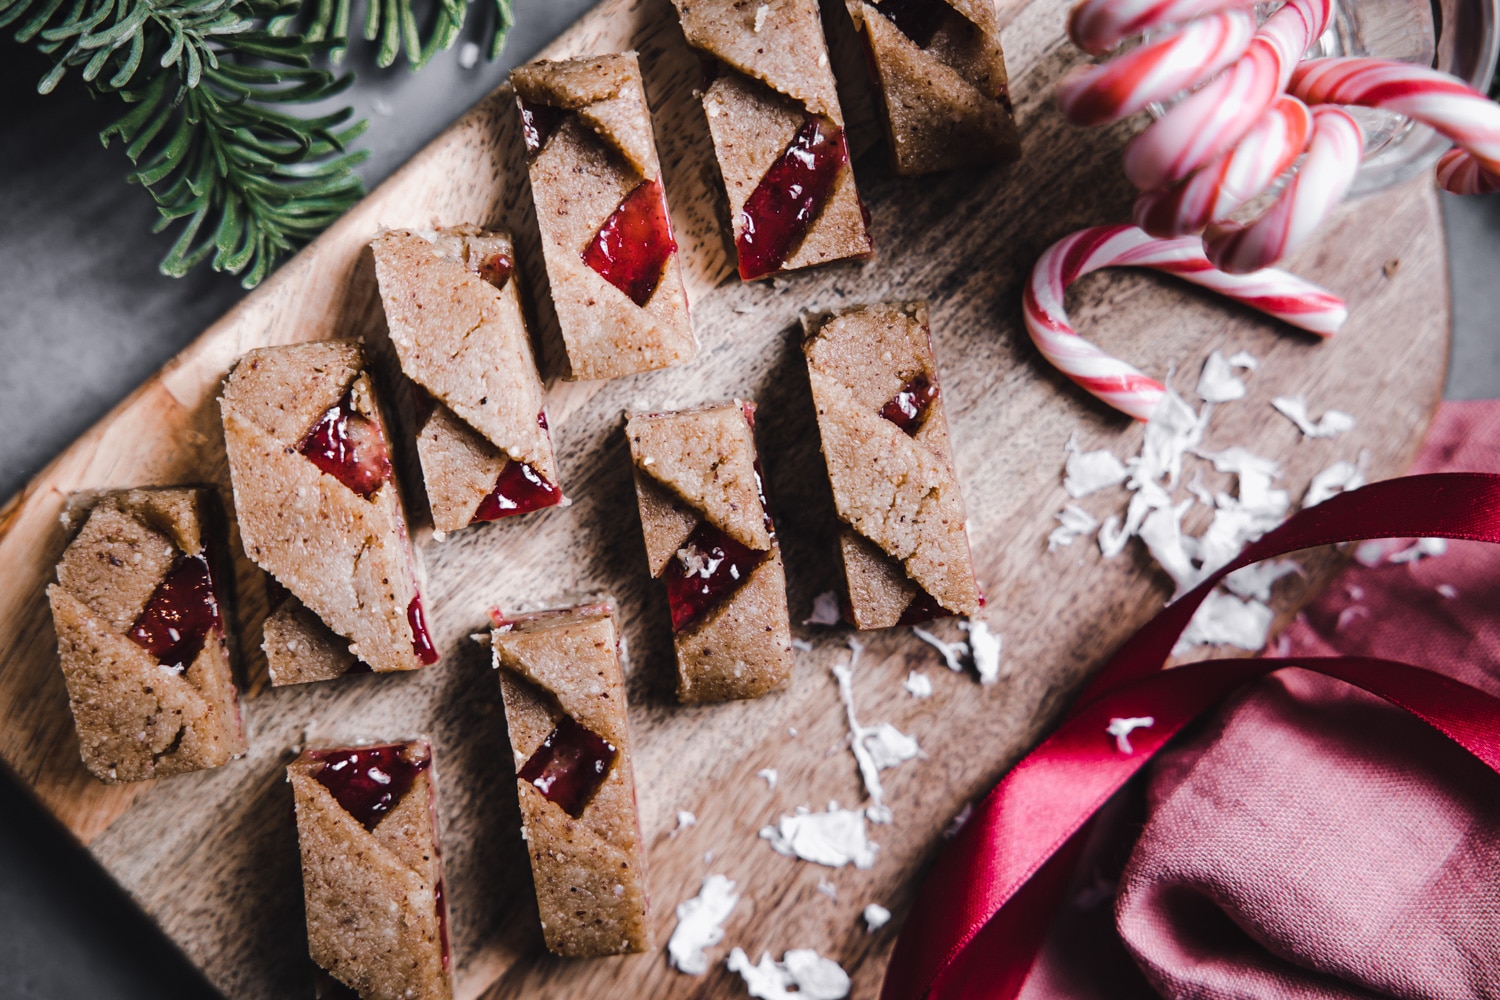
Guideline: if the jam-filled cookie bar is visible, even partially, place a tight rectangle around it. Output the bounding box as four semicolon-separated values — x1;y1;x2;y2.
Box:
220;341;437;679
288;739;452;1000
803;301;982;628
512;52;695;380
845;0;1021;174
673;0;873;279
47;487;245;782
626;401;793;702
371;226;563;534
492;603;650;956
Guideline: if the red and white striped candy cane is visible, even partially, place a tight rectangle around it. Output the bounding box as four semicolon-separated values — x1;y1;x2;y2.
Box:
1291;57;1500;193
1024;225;1349;421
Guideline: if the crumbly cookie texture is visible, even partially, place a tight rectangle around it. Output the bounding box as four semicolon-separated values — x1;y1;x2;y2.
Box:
220;341;432;676
803;301;982;628
371;226;562;533
626;402;794;702
674;0;872;277
512;52;695;381
46;487;245;783
262;594;359;686
492;603;651;957
288;739;452;1000
846;0;1020;174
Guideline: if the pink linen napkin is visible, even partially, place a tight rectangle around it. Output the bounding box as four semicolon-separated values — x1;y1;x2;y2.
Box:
1022;400;1500;1000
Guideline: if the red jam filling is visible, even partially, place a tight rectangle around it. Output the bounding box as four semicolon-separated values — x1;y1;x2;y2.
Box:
736;115;850;280
664;521;768;632
308;743;430;831
408;595;439;665
880;373;940;434
875;0;947;47
297;390;391;500
897;587;950;625
127;553;221;673
518;99;566;157
517;714;618;818
474;251;513;290
582;178;678;307
471;460;563;523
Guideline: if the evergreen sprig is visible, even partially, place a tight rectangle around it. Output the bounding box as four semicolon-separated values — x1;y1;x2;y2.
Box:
3;0;515;287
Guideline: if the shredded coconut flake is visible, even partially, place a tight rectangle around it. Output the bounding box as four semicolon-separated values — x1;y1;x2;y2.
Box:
727;948;851;1000
668;875;738;975
804;591;841;626
962;619;1003;684
912;627;967;671
674;810;697;833
791;638;814;651
753;3;769;31
816;879;838;902
1175;591;1274;653
1224;560;1300;601
1227;350;1259;369
944;802;974;838
760;804;878;869
1064;432;1128;497
903;671;933;699
1272;396;1356;439
1336;605;1369;632
862;724;920;770
863;903;892;932
1197;350;1249;402
1106;716;1155;754
457;40;480;69
1388;537;1448;564
757;768;779;790
1049;504;1100;551
1304;460;1365;507
1437;584;1459;599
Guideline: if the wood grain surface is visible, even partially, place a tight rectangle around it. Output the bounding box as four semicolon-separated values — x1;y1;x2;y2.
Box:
0;0;1450;996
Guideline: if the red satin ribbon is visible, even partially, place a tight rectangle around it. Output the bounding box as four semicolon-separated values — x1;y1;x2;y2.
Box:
880;472;1500;1000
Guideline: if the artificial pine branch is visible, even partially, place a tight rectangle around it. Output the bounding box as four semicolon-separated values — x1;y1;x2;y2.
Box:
3;0;515;287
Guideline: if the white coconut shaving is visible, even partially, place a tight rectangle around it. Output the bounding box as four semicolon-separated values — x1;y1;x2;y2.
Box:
1224;560;1301;601
1305;460;1365;507
1197;350;1253;403
863;903;892;931
791;638;814;652
1438;584;1459;599
1228;350;1259;369
1063;432;1128;498
1388;537;1448;564
961;619;1003;684
816;879;839;902
727;948;851;1000
760;804;878;869
1175;591;1275;654
862;724;921;770
1049;504;1100;551
668;875;739;975
752;3;769;32
457;41;481;69
1272;396;1356;439
757;768;779;790
912;627;967;671
904;671;933;699
674;810;697;834
804;591;841;626
833;639;919;821
1106;716;1155;754
1336;605;1369;632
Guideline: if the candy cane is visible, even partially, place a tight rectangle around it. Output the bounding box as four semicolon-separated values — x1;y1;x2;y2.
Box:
1203;105;1364;273
1291;57;1500;193
1024;225;1349;421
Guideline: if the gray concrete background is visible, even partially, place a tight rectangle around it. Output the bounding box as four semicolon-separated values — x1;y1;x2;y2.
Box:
0;2;1496;995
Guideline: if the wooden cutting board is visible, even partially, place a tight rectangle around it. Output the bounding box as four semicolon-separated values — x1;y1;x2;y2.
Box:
0;0;1449;996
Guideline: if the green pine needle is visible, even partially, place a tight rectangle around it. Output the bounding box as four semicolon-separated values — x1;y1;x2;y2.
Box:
5;0;516;287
